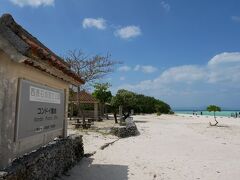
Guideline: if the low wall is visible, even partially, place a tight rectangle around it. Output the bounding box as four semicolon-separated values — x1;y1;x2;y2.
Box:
111;118;139;138
0;135;84;180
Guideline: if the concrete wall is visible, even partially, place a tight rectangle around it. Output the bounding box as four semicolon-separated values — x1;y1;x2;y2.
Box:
0;50;70;169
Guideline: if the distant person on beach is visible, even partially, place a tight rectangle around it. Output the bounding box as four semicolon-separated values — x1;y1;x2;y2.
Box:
235;112;238;118
201;112;203;115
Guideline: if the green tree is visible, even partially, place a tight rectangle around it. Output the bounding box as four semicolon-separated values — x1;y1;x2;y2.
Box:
207;105;221;126
92;83;112;119
110;97;120;123
111;89;137;120
134;94;171;114
110;89;171;122
155;100;171;114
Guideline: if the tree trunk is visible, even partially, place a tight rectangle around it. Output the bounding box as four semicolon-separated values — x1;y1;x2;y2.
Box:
99;103;104;117
119;105;123;124
210;111;218;126
105;104;109;119
214;111;218;125
123;112;130;120
77;86;85;123
114;112;118;123
103;103;106;119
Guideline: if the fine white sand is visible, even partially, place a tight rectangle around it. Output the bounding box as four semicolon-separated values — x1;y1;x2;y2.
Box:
62;114;240;180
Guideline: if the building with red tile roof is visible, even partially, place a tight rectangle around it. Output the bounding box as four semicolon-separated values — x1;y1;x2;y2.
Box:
0;14;84;169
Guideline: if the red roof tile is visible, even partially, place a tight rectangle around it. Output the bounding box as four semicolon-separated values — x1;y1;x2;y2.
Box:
70;91;98;103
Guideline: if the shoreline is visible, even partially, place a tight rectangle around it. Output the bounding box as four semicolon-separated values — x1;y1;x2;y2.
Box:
175;111;240;118
175;113;239;119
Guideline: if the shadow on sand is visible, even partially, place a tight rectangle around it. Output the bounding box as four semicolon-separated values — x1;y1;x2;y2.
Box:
134;120;148;123
61;157;129;180
207;124;230;128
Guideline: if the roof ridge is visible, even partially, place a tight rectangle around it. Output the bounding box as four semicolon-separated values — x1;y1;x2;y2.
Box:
0;13;70;68
0;13;84;85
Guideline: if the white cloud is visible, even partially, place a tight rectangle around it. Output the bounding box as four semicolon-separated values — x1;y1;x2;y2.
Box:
152;52;240;85
160;1;170;12
208;52;240;66
120;76;125;81
141;65;158;73
115;26;142;39
82;18;107;30
118;65;131;72
115;52;240;103
207;52;240;83
159;65;206;83
134;65;157;73
231;16;240;22
10;0;54;7
118;65;157;73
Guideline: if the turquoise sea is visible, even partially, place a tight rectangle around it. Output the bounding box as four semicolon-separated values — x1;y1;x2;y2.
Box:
174;110;240;117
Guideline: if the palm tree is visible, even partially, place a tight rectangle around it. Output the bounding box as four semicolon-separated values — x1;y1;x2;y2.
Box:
207;105;221;126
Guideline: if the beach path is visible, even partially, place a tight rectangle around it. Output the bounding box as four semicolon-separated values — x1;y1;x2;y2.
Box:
61;114;240;180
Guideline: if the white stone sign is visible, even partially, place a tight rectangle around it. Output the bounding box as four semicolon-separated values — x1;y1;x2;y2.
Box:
30;86;61;104
16;79;65;140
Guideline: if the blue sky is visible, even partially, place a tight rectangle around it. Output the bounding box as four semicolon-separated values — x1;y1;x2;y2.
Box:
1;0;240;109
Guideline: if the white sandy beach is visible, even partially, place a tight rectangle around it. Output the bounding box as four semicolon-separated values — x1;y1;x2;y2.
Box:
62;114;240;180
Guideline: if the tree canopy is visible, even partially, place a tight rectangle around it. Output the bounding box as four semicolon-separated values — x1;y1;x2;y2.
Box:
111;89;171;116
65;50;118;88
207;105;221;112
92;83;112;104
111;89;136;114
